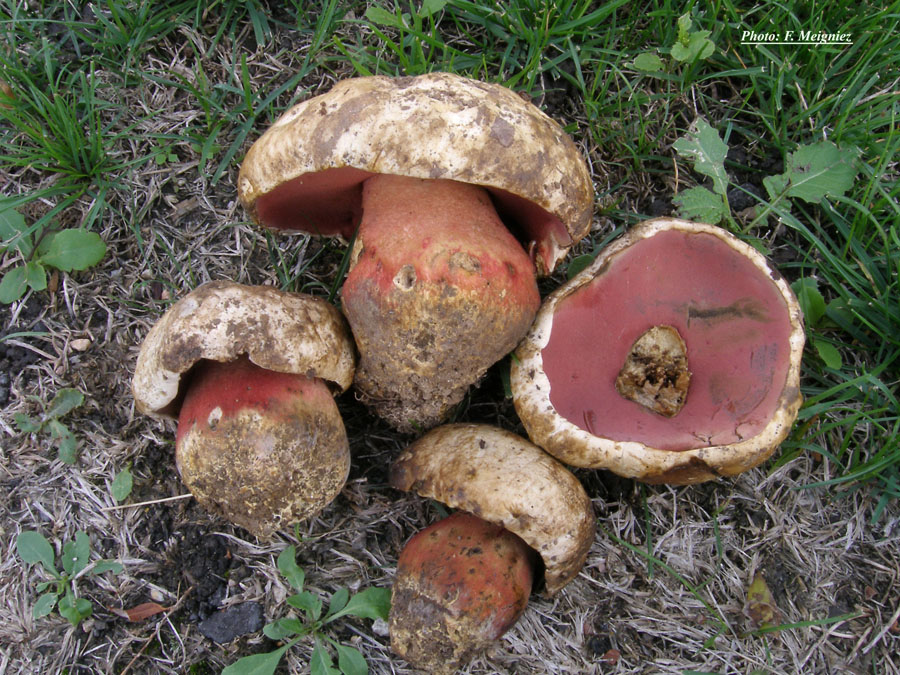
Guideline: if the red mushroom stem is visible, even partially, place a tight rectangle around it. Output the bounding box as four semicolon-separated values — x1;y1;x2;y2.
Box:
341;174;540;430
390;511;536;674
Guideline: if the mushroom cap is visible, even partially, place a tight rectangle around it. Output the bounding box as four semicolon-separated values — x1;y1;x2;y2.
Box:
390;423;595;595
511;217;805;485
132;280;356;417
237;72;594;275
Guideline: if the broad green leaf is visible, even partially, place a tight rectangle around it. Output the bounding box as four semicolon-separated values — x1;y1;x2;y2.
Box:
327;587;350;618
46;388;84;419
566;254;594;280
791;278;826;327
61;532;91;576
17;531;58;576
311;639;340;675
14;413;42;433
110;467;133;502
33;592;58;619
51;423;78;464
57;590;92;626
673;186;729;224
23;261;47;292
672;119;729;197
222;646;290;675
421;0;447;17
672;29;714;62
263;617;305;640
0;203;33;257
90;560;123;575
327;587;391;622
287;590;323;620
277;546;305;591
763;142;859;204
36;229;106;272
336;644;368;675
0;265;28;303
813;339;843;369
364;6;404;28
633;52;665;72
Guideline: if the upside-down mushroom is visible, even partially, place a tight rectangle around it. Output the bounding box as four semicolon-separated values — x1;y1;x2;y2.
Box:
131;281;356;537
237;72;593;431
512;217;805;484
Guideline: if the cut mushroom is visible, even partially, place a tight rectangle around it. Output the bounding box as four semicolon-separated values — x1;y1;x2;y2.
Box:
389;423;594;672
131;281;356;536
511;217;805;484
238;73;593;432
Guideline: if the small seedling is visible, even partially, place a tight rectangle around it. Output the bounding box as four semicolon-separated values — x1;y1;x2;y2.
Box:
14;387;85;464
16;530;123;626
223;545;391;675
0;202;106;304
110;466;134;502
632;12;714;73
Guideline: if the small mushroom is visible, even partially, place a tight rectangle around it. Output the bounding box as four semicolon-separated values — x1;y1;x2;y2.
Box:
131;281;356;536
238;73;593;431
511;217;805;484
389;423;595;672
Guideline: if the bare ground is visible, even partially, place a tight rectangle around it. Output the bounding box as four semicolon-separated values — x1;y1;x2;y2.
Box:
2;24;899;675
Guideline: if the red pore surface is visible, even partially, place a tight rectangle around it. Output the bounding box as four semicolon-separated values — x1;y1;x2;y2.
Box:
392;511;534;644
175;356;334;451
254;167;568;271
541;229;794;450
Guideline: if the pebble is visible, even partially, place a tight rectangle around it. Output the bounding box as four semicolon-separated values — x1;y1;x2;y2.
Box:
197;602;265;644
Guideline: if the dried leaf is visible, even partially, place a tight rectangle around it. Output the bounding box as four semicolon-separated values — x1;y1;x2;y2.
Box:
111;602;171;622
746;573;779;629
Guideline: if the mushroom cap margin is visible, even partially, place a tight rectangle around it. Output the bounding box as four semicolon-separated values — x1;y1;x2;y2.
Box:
510;217;805;484
132;280;356;418
237;72;594;275
389;423;595;595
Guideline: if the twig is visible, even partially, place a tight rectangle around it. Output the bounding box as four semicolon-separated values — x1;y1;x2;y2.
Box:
100;493;193;512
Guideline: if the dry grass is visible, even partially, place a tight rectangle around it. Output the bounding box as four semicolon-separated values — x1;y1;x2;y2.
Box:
2;11;899;675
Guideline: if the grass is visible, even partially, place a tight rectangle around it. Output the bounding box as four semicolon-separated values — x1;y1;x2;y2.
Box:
1;0;899;672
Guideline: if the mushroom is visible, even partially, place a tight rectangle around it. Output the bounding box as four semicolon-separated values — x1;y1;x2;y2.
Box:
388;423;595;672
511;217;805;484
237;73;593;431
131;281;356;537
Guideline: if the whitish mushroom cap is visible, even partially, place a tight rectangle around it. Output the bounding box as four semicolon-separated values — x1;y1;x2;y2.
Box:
390;423;595;595
237;72;594;275
132;281;356;417
511;218;805;484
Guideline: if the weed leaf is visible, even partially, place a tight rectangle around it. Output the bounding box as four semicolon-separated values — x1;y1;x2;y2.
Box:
56;428;79;464
57;589;93;626
673;118;729;197
47;388;84;419
61;532;91;576
633;52;665;72
0;203;33;256
763;142;858;204
33;593;58;619
327;587;350;618
335;643;368;675
111;467;133;502
364;6;404;28
327;587;391;622
37;229;106;272
23;261;46;291
17;531;58;576
277;546;305;591
14;413;42;433
311;639;340;675
813;339;843;369
421;0;447;17
91;560;124;575
673;185;729;224
791;278;826;327
221;644;290;675
566;254;594;280
288;590;323;620
0;265;28;303
263;617;305;640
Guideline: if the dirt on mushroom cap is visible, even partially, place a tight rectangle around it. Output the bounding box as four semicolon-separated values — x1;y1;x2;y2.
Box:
131;280;356;418
237;72;594;275
390;423;595;594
